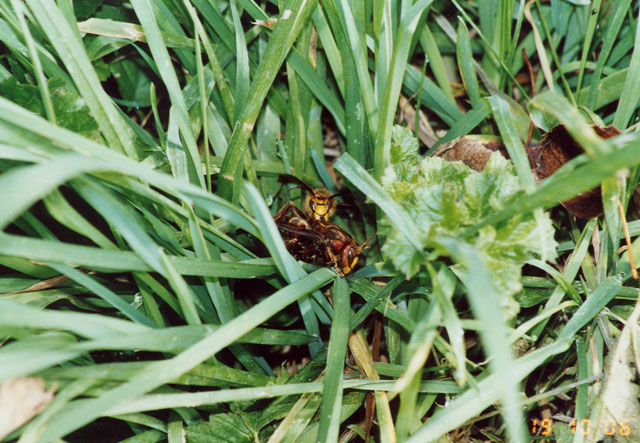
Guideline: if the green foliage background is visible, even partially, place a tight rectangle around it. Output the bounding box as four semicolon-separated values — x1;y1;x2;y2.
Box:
1;0;640;442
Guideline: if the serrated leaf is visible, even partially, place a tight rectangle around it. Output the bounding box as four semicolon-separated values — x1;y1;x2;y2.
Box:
185;412;258;443
380;126;557;319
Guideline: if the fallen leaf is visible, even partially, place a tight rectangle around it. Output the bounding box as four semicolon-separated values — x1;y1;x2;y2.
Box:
431;136;511;172
0;377;56;439
584;297;640;442
531;124;621;218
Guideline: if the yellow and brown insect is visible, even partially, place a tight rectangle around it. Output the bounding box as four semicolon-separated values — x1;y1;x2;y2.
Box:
277;174;339;224
274;175;374;276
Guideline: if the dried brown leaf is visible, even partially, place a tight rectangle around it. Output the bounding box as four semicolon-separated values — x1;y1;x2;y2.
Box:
432;136;511;172
532;124;621;218
0;377;56;439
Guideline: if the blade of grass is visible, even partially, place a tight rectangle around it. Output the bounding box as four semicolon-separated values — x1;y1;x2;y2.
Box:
428;100;490;152
408;272;622;440
612;3;640;130
48;263;155;326
419;24;455;104
194;28;211;192
329;0;376;138
40;268;334;440
534;0;575;103
317;278;350;442
130;0;204;187
585;0;632;109
439;239;527;443
11;0;55;123
73;177;166;274
403;63;463;127
217;0;319;202
334;153;423;251
230;0;249;121
243;181;324;354
456;17;480;108
0;154;102;231
24;0;138;158
488;95;535;190
288;49;346;135
0;233;276;278
321;0;367;165
0;97;260;237
575;0;602;99
373;0;433;180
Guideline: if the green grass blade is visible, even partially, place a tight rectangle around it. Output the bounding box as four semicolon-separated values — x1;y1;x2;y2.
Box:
48;263;155;326
73;177;165;274
403;64;463;126
334;153;423;251
585;0;632;109
243;181;325;355
288;49;346;135
24;0;138;158
575;0;602;99
488;96;535;190
438;239;527;443
419;24;455;104
11;0;55;123
612;4;640;130
130;0;203;187
456;17;480;108
158;250;202;325
0;154;102;231
230;0;250;121
530;219;596;340
373;0;433;179
428;100;490;152
329;0;377;132
217;0;319;202
406;340;570;441
0;233;276;278
317;278;350;442
39;268;334;440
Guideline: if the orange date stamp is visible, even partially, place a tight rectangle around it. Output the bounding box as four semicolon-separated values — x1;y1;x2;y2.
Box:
530;418;631;437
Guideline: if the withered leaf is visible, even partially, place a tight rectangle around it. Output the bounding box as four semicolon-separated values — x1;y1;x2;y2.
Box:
532;124;621;218
432;124;621;218
0;377;56;439
431;136;512;172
